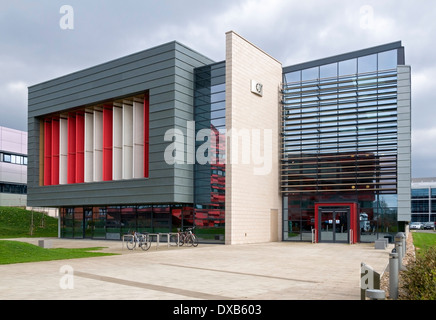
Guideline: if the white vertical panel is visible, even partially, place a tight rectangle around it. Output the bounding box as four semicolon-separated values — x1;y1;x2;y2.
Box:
93;109;103;182
133;100;144;178
397;65;412;222
59;117;68;184
122;102;133;179
84;110;94;182
112;104;123;181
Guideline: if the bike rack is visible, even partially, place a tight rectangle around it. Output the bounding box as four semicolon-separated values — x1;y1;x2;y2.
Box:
122;232;181;250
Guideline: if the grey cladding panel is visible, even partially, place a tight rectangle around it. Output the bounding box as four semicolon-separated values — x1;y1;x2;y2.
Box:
28;41;215;207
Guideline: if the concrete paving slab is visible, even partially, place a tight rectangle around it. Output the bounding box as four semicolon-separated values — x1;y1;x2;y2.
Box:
0;238;393;301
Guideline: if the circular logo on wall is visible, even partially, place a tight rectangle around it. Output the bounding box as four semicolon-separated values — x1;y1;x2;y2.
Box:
256;83;263;94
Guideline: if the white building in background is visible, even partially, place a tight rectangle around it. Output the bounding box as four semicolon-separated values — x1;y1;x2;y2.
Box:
411;177;436;223
0;126;28;207
0;126;58;217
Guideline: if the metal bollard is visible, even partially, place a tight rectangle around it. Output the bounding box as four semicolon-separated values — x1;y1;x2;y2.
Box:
366;289;386;300
395;232;406;258
395;241;404;271
389;250;399;300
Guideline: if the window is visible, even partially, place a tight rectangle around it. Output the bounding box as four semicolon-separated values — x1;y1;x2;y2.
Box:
3;154;11;163
320;63;338;79
339;59;357;76
0;183;27;194
358;54;377;74
378;50;398;70
302;67;319;81
412;200;429;213
0;152;27;165
412;188;429;199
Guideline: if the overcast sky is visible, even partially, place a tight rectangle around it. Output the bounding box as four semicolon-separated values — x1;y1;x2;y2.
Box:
1;0;435;178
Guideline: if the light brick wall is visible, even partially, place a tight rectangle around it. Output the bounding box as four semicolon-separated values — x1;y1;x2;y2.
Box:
225;31;282;244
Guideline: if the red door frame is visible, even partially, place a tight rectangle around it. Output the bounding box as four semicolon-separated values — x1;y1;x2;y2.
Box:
314;203;359;244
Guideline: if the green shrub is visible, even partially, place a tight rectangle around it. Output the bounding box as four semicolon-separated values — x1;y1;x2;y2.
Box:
401;247;436;300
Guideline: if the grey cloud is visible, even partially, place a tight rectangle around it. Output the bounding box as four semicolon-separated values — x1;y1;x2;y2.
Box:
1;0;435;177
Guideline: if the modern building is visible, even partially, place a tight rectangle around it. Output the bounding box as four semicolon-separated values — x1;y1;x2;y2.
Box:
411;178;436;223
27;31;412;244
0;126;28;207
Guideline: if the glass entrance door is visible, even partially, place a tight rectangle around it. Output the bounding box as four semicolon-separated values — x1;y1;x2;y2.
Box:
319;207;349;243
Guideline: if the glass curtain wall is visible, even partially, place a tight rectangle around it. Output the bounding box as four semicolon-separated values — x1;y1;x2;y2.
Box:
194;62;226;243
60;204;194;240
282;49;400;242
411;188;436;222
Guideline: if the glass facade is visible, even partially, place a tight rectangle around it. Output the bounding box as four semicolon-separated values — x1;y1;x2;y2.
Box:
193;62;226;243
282;49;402;243
60;205;195;240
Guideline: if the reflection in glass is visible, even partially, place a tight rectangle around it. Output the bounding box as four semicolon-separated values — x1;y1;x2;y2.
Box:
378;50;398;70
320;63;338;79
282;47;401;242
339;59;357;76
71;207;83;239
412;188;429;199
285;71;301;83
93;207;106;239
193;61;226;243
302;67;319;81
358;54;377;73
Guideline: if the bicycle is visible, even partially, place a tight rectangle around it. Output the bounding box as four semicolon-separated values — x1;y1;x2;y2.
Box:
183;226;198;247
126;231;151;251
170;227;198;247
170;228;186;246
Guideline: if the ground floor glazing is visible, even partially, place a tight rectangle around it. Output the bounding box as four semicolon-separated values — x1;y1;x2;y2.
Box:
283;192;401;243
60;204;225;243
60;192;403;244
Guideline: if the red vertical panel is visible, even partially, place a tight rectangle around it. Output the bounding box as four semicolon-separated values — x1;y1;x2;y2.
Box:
44;119;52;186
67;114;76;184
144;93;150;178
75;112;85;183
351;203;359;244
51;118;60;185
314;203;319;243
103;106;113;181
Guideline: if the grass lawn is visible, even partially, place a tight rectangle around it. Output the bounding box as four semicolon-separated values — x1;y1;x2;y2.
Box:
0;207;58;238
412;232;436;252
0;240;117;265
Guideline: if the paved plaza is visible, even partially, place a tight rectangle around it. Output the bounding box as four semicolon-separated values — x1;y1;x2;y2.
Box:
0;238;392;300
